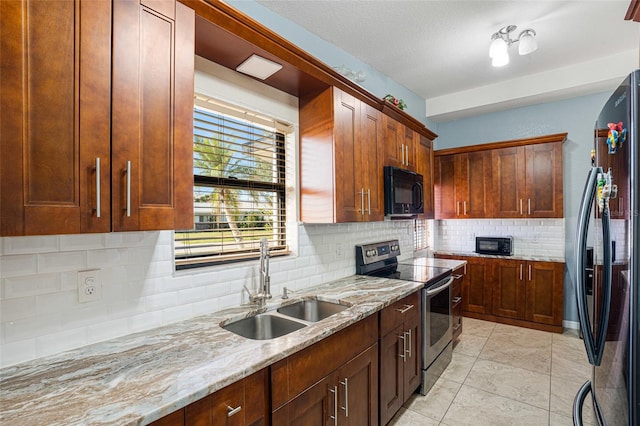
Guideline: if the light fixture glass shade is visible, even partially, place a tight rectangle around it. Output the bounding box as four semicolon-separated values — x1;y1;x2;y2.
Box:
491;51;509;67
518;30;537;55
489;37;508;58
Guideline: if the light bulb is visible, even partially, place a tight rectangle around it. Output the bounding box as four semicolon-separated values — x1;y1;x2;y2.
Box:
491;51;509;67
518;30;537;55
489;37;507;59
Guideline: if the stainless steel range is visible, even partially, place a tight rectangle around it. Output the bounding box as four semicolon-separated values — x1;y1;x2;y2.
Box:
355;240;453;395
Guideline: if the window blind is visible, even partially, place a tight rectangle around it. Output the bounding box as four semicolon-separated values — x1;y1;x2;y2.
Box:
175;101;288;268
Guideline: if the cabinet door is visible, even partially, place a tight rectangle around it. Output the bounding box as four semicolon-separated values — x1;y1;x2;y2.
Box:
460;151;492;218
492;146;526;218
525;261;564;326
417;135;434;219
379;324;404;425
464;257;492;315
383;115;404;168
333;89;362;222
112;0;194;232
434;155;457;219
525;143;563;218
402;126;417;170
360;103;383;221
491;259;526;320
338;344;379;426
272;375;333;426
403;309;421;399
1;0;111;236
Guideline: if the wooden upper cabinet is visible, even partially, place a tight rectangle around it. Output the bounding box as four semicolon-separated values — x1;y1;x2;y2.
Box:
382;115;418;170
493;142;563;218
1;0;112;236
300;87;382;223
434;151;491;219
112;0;194;232
416;135;434;219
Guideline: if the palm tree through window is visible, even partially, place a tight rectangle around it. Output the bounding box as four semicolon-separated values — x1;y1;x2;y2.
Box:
175;103;287;268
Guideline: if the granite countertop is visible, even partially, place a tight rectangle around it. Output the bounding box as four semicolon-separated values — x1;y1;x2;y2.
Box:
0;275;425;426
404;257;467;270
434;250;565;263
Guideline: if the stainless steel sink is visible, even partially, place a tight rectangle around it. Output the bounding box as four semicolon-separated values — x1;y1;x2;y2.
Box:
222;313;306;340
277;299;348;322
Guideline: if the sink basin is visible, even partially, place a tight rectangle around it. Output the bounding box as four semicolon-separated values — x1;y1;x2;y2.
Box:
222;314;306;340
277;299;348;322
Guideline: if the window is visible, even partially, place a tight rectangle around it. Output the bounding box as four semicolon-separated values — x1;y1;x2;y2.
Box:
175;96;289;268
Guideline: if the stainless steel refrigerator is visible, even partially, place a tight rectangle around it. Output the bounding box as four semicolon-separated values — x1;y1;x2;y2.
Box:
573;69;638;426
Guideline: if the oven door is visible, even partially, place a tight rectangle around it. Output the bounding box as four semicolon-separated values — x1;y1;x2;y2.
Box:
422;275;454;369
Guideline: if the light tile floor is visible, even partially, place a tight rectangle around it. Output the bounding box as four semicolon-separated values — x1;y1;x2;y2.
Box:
390;317;595;426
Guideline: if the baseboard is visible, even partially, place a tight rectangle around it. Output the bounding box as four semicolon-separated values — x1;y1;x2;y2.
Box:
563;320;580;330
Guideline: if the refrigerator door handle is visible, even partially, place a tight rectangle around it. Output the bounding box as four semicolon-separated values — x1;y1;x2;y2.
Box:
575;167;601;365
594;194;613;365
573;381;592;426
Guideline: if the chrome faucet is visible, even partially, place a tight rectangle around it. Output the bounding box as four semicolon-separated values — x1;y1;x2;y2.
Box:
247;237;272;306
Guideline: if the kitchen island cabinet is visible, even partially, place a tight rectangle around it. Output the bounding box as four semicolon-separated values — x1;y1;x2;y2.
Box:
379;292;421;425
300;86;383;223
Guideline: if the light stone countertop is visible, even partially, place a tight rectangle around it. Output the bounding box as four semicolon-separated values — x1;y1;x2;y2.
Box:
434;250;565;263
0;274;425;426
404;257;467;270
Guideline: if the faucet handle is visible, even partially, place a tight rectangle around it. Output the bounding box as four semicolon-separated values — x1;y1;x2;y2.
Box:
282;286;289;299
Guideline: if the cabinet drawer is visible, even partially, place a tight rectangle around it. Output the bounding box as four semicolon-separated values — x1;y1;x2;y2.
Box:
271;314;377;410
380;291;420;336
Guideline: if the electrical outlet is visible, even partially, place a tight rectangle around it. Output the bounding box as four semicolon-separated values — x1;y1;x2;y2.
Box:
336;243;344;258
78;269;102;303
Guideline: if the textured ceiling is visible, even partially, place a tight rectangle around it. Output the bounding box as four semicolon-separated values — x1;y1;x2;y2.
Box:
256;0;639;119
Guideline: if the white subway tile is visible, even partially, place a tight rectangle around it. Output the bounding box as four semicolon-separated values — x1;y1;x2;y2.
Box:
1;254;38;278
2;273;62;299
87;318;129;345
127;311;163;333
86;248;124;268
191;299;219;317
1;296;36;322
61;305;109;329
59;234;105;251
2;236;59;255
36;291;77;316
107;299;146;320
1;338;37;368
162;304;193;325
144;292;178;311
38;251;85;273
3;313;62;342
36;327;87;358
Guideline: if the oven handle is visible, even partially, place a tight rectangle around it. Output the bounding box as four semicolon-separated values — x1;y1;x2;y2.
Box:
424;276;454;296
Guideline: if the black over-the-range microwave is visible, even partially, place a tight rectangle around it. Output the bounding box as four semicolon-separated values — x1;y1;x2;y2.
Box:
475;236;514;256
384;166;424;218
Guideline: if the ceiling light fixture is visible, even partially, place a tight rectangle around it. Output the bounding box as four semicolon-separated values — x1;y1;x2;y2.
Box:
235;54;283;80
489;25;537;67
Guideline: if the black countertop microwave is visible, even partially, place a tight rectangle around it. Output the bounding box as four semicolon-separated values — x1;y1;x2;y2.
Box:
384;166;424;218
475;236;514;256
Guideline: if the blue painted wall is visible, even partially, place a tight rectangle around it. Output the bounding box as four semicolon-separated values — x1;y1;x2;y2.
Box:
226;0;436;129
435;91;614;322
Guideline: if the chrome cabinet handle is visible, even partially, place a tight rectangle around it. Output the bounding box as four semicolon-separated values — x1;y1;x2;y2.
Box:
396;304;414;314
340;378;349;417
125;160;131;217
520;198;523;215
358;188;364;214
405;146;409;165
329;385;338;424
452;296;462;304
401;144;405;165
367;189;371;215
520;264;523;281
453;323;462;331
398;333;406;361
453;274;463;280
406;329;412;359
95;157;101;218
528;264;532;281
227;405;242;417
456;201;460;216
463;201;467;216
528;198;531;215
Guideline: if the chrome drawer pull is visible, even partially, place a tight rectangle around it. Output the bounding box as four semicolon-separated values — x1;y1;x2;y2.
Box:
329;385;338;424
95;157;101;218
227;405;241;417
452;296;462;304
396;304;414;314
398;333;407;360
406;329;412;358
340;377;349;417
453;323;462;331
125;160;131;217
453;274;463;280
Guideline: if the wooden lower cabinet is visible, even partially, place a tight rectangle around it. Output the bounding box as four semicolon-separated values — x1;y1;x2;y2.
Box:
379;292;421;425
150;368;268;426
436;255;564;333
450;264;465;342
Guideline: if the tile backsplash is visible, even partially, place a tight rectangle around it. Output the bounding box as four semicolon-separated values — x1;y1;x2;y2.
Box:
0;221;414;367
434;218;566;260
